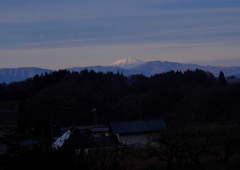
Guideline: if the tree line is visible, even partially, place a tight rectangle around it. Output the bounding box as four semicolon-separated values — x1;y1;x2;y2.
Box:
0;68;239;133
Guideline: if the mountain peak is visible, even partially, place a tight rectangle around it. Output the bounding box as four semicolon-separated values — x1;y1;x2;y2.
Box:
110;58;145;69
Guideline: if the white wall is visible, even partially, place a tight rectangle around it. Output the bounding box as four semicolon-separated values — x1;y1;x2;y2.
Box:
118;132;160;145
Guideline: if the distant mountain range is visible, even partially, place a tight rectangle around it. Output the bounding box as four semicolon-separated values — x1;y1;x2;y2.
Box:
0;67;52;84
1;58;240;84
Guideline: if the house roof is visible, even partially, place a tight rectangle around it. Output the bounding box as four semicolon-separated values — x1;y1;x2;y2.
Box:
52;127;121;150
110;119;166;134
52;129;72;149
13;139;41;146
52;128;97;150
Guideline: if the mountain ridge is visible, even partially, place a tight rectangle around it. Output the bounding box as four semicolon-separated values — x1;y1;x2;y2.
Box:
0;67;52;84
1;59;240;84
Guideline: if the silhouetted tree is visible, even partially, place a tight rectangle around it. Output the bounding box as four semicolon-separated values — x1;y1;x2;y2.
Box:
218;71;227;86
0;82;7;99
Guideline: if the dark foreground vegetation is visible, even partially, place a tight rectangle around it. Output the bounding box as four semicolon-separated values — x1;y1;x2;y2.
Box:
1;125;240;170
1;68;240;169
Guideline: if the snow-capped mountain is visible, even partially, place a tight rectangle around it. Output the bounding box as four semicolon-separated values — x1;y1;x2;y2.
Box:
110;58;145;69
2;59;240;84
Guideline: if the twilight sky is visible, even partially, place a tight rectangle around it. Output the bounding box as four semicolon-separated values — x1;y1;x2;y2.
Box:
1;0;240;70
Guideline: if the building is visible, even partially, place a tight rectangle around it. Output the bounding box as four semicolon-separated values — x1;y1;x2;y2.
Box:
110;119;167;145
52;127;120;152
52;119;167;152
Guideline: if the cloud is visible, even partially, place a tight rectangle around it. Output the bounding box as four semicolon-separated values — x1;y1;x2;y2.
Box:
0;0;240;69
1;40;240;69
1;0;240;23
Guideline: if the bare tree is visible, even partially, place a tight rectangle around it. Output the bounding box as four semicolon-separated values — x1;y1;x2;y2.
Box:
211;126;240;163
139;130;188;170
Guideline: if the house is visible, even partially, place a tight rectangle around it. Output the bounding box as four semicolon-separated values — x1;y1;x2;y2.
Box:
52;119;166;152
0;134;42;154
110;119;167;145
51;127;95;150
52;127;120;152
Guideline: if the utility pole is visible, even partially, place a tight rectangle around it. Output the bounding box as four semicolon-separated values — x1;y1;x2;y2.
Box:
50;117;53;138
92;108;98;136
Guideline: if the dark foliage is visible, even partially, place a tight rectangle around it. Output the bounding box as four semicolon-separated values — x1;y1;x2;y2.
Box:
1;69;240;132
218;71;228;86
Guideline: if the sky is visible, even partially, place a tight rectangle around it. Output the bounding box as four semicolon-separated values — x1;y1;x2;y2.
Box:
1;0;240;70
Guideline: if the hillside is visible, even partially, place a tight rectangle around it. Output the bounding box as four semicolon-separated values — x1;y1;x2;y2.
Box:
1;68;240;131
1;59;240;84
131;61;240;77
0;67;52;84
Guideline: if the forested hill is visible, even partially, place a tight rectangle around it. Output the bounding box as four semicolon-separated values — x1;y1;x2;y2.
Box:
0;68;240;131
1;60;240;84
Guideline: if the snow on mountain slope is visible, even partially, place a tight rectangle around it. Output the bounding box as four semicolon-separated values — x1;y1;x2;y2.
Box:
110;58;145;69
